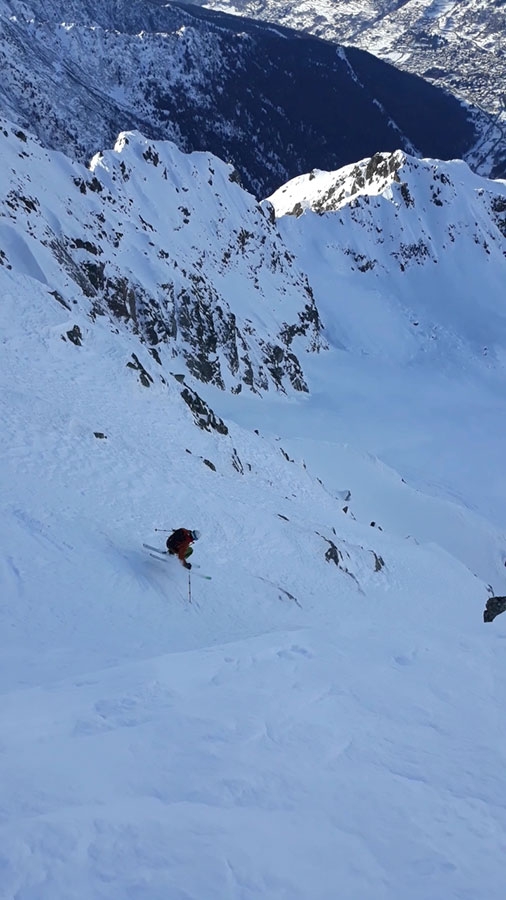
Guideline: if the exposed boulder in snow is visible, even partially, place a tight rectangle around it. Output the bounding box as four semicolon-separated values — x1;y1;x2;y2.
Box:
180;383;229;435
483;595;506;623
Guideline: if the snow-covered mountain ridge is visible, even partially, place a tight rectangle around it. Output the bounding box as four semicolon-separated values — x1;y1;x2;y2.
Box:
3;115;506;523
1;119;325;397
198;0;506;177
270;151;506;367
269;149;506;292
4;115;506;412
271;148;506;221
0;0;494;195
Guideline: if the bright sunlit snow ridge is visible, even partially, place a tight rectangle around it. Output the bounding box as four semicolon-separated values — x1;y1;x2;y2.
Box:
1;115;506;898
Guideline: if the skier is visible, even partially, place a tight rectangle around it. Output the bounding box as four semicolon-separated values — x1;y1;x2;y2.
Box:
166;528;201;570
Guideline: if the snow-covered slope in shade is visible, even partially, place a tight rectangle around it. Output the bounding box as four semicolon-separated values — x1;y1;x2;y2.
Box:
2;125;506;898
0;0;492;194
198;0;506;176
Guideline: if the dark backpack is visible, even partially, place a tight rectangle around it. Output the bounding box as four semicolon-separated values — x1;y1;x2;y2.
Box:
167;528;189;553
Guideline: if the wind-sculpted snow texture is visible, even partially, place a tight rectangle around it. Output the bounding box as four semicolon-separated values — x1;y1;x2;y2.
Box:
0;0;484;196
0;120;326;394
198;0;506;178
2;116;506;898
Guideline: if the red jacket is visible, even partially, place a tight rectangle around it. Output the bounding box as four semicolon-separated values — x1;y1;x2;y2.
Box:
176;529;193;562
167;528;194;563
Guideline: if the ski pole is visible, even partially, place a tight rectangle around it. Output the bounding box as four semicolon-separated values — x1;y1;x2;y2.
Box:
154;528;173;533
188;571;192;604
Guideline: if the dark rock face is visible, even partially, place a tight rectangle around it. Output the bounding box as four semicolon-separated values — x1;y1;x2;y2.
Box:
483;596;506;623
0;0;483;197
180;386;228;434
66;325;83;346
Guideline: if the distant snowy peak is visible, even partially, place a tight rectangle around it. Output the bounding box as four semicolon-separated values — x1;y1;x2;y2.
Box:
0;120;325;397
269;151;506;245
268;151;411;217
268;150;506;366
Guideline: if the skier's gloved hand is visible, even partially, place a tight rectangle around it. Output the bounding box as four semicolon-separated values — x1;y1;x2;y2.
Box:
184;561;192;570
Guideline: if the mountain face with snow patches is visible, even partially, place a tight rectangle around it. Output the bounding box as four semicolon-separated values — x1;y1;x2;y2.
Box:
4;114;505;410
2;107;506;560
196;0;506;177
1;120;326;398
0;0;493;196
269;148;506;293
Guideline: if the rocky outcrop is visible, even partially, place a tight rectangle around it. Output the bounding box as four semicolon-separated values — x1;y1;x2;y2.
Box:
483;596;506;623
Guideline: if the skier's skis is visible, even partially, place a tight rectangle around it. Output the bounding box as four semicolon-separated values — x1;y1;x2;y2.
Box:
144;544;211;578
149;552;168;562
143;542;167;555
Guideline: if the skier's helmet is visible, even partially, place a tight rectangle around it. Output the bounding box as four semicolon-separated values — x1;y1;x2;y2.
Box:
192;529;201;541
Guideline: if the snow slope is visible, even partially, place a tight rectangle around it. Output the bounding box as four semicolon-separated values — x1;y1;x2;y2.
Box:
2;124;506;898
